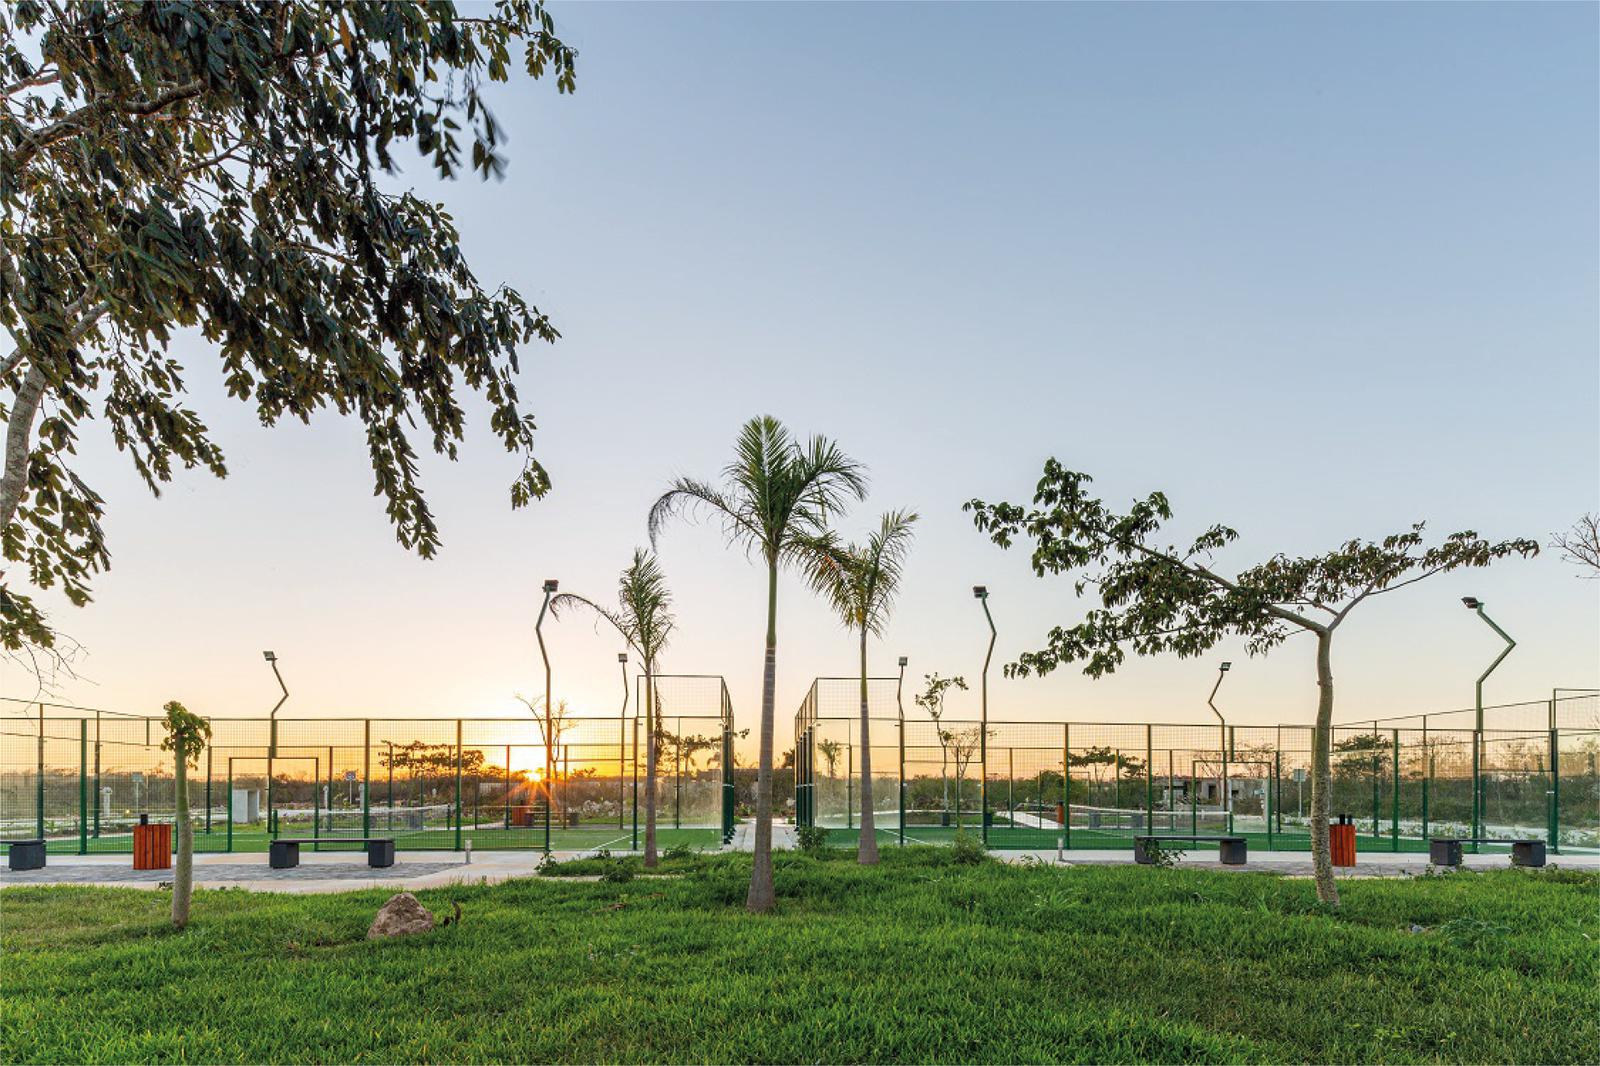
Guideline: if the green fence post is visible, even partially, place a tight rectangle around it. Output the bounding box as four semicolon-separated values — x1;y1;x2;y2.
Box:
631;719;639;850
1471;727;1481;854
362;720;371;839
1549;724;1560;854
36;702;45;842
1274;749;1282;835
93;710;100;840
454;720;464;852
79;718;88;855
1062;723;1071;849
1145;725;1154;834
311;756;320;851
1391;729;1400;852
1371;751;1380;840
898;716;905;847
203;739;212;838
226;759;233;852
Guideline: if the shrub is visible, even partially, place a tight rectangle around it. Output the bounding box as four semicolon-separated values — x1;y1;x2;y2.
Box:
599;860;634;884
795;824;830;853
663;844;694;862
950;830;987;865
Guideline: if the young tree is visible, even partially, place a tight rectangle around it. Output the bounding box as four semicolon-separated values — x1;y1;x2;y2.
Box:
914;673;967;813
943;725;992;826
968;461;1537;904
650;415;867;912
0;2;577;666
159;700;210;930
1552;514;1600;577
802;510;917;863
550;549;674;865
817;738;843;781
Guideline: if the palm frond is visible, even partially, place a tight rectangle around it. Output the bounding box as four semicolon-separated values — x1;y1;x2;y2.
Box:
648;477;763;555
549;592;636;646
860;509;918;636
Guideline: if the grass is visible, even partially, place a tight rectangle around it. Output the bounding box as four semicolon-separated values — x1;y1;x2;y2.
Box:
2;851;1596;1063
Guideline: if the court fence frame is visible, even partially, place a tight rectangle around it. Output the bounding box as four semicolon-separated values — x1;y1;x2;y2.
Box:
0;674;736;855
795;679;1600;855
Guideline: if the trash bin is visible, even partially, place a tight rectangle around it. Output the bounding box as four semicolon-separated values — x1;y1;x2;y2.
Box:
133;820;172;871
1330;814;1356;867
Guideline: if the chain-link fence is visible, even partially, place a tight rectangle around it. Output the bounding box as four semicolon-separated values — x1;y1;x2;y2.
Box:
796;680;1600;855
0;675;734;855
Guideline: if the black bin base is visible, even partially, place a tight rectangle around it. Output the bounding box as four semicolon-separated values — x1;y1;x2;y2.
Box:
269;840;300;869
367;840;395;868
7;839;46;871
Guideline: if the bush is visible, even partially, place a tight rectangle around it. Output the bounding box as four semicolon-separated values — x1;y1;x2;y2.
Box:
950;830;987;865
795;824;830;854
662;844;694;862
599;859;635;884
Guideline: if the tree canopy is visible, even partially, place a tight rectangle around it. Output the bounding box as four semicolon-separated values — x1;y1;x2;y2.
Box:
0;0;577;661
967;459;1538;903
966;460;1540;679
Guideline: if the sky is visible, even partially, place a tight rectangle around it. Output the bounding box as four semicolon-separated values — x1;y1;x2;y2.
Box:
6;2;1597;743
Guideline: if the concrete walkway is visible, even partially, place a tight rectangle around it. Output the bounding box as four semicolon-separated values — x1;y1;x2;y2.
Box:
4;832;1591;894
726;819;795;852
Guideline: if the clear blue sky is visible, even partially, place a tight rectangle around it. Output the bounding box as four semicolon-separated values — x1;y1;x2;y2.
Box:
10;2;1596;737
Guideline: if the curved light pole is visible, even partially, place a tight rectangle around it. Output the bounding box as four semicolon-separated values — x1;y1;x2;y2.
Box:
263;650;288;836
896;655;908;847
618;652;629;832
1208;662;1231;830
1463;597;1515;843
974;586;995;845
536;579;558;851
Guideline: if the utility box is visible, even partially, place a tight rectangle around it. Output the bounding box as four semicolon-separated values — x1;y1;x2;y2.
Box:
231;788;261;824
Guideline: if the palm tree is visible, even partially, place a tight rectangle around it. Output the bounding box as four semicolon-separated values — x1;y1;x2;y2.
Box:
550;549;675;866
650;415;867;912
802;510;917;864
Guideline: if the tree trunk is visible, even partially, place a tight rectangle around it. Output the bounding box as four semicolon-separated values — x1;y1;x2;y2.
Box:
643;665;658;867
0;363;48;534
172;747;193;929
746;562;778;913
1310;629;1339;905
857;626;878;864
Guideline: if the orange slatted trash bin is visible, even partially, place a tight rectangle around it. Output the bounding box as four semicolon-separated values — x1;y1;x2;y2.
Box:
133;818;172;871
1330;815;1356;868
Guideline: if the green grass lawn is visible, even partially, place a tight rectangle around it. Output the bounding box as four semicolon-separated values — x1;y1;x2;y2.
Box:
2;851;1595;1063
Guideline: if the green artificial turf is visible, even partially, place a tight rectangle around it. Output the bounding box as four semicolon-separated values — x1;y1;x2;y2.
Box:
2;851;1595;1064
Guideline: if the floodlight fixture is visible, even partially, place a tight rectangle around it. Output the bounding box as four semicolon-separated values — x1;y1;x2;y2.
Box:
1462;596;1482;609
543;579;559;593
972;585;988;599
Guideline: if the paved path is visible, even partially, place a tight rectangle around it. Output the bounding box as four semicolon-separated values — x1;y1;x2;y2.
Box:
5;832;1591;893
726;819;795;852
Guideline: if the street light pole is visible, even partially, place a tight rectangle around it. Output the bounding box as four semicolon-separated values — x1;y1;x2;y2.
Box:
536;579;558;852
618;652;629;831
1209;662;1231;829
974;586;995;846
1463;597;1514;843
263;651;288;837
896;655;908;847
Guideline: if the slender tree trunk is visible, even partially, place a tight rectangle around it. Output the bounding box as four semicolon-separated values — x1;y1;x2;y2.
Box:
1310;629;1339;905
747;562;779;913
644;665;658;867
857;626;878;864
0;363;48;533
172;748;194;929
